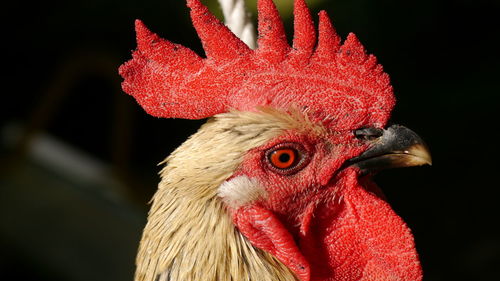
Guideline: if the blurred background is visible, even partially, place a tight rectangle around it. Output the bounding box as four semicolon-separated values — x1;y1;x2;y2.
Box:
1;0;498;280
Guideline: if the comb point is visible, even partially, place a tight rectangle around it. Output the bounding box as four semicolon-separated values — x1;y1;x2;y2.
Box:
292;0;316;54
256;0;290;60
315;11;340;57
188;0;251;61
339;32;367;64
135;20;155;51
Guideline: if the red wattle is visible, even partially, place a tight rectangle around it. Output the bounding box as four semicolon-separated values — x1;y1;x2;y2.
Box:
299;175;423;281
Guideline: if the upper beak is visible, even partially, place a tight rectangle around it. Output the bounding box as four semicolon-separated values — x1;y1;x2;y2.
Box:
349;125;432;172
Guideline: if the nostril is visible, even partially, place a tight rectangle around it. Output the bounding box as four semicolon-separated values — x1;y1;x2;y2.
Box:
354;127;384;141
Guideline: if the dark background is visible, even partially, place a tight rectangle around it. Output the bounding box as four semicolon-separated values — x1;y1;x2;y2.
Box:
1;0;498;280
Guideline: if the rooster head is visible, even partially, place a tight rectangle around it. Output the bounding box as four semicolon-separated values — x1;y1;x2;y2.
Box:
119;0;431;280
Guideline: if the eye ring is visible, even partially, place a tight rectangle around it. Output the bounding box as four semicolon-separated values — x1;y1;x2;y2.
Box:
264;143;309;175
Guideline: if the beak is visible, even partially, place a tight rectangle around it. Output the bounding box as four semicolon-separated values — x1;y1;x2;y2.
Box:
349;125;432;172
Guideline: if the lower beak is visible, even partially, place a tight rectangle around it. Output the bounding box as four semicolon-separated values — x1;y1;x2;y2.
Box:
349;125;432;172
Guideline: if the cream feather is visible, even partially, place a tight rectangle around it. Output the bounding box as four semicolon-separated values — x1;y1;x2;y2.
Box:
134;108;324;281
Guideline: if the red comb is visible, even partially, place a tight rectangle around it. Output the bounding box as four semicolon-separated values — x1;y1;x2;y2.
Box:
119;0;395;129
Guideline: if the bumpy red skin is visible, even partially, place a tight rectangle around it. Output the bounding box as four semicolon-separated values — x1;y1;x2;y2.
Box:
119;0;394;130
119;0;423;280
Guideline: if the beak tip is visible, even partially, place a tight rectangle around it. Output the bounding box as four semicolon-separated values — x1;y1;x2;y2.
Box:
407;144;432;167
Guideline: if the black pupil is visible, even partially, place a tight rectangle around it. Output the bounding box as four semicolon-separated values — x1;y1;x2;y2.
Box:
279;153;291;163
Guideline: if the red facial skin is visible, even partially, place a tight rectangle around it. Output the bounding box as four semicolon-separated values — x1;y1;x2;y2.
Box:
231;130;422;281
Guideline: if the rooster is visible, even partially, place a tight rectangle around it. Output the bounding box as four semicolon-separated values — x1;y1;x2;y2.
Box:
119;0;431;280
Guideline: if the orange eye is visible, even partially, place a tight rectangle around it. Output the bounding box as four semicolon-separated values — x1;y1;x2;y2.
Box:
269;148;297;169
265;143;310;175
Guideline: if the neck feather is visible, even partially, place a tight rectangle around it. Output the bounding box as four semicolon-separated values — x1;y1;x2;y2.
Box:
134;109;303;281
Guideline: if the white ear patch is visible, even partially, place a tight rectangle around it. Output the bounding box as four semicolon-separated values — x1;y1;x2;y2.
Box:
218;176;267;209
